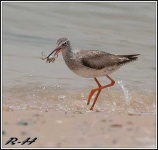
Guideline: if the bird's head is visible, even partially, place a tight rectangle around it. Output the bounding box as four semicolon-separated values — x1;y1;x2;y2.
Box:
47;38;70;59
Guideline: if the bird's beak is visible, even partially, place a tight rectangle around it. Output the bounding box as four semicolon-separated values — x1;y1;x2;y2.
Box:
47;46;61;59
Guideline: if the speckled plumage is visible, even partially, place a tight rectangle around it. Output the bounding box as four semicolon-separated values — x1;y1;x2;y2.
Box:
48;38;139;78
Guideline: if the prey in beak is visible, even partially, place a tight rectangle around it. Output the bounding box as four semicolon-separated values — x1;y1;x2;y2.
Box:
41;46;61;63
41;38;69;63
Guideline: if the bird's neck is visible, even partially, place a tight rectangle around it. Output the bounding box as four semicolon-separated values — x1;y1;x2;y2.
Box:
61;46;80;71
61;46;73;60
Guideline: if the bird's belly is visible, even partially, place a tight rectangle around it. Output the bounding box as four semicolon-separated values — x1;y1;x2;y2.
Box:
71;68;106;78
70;66;120;78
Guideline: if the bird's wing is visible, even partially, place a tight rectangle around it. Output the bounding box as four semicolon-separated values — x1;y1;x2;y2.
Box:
78;50;138;70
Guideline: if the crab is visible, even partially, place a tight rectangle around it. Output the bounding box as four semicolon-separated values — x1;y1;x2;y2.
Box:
40;52;58;63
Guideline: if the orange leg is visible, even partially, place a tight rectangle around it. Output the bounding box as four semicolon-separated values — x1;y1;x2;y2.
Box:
87;75;115;110
87;78;101;105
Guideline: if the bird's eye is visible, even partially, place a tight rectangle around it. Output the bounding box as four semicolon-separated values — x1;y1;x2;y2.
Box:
62;42;67;46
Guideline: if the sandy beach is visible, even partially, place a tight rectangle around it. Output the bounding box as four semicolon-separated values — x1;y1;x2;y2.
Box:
2;107;156;148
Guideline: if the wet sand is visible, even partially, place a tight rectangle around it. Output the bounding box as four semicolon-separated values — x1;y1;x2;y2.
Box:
2;108;156;148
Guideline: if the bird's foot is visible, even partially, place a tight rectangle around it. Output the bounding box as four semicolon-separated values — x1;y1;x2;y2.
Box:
90;107;94;110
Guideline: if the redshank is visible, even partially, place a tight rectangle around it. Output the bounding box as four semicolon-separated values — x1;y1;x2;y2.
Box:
46;38;140;110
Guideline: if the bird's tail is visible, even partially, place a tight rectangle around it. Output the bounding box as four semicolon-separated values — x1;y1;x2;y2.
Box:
118;54;140;60
118;54;140;59
117;54;140;65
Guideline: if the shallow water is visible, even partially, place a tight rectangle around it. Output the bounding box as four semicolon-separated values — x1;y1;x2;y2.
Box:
2;2;156;113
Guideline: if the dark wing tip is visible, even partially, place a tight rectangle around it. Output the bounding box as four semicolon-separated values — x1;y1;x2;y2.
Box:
118;54;140;60
118;54;140;57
